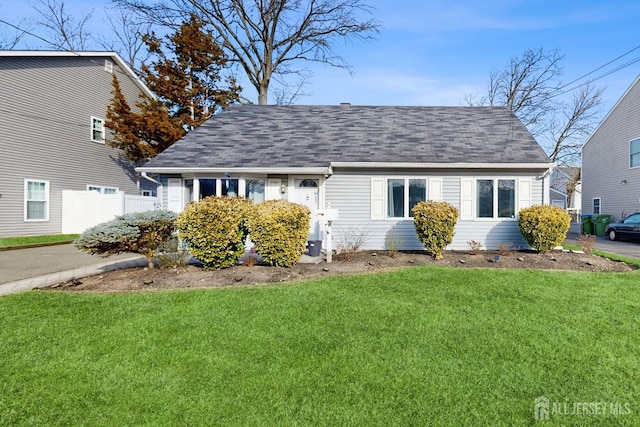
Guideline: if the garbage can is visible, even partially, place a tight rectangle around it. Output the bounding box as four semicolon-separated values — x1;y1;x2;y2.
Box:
581;214;593;235
593;214;612;236
308;240;322;257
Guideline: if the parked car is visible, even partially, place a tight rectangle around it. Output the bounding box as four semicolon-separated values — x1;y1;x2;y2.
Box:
605;213;640;241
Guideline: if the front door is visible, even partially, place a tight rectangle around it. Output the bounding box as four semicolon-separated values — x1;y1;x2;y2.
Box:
167;178;183;212
293;178;320;240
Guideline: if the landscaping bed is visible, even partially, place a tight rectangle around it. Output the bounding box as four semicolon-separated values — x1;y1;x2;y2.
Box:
46;249;635;292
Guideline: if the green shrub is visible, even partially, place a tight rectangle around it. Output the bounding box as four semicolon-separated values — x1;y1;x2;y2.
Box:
518;204;571;252
247;200;310;267
74;210;177;268
412;201;459;260
176;197;253;270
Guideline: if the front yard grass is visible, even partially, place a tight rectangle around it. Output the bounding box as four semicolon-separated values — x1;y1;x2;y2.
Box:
1;266;638;426
0;234;79;248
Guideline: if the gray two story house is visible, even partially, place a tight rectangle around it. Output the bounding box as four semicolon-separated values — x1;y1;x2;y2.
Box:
582;75;640;221
0;51;156;237
138;104;554;251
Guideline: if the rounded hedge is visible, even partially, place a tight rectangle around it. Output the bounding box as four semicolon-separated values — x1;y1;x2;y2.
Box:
247;200;310;267
412;201;459;260
518;204;571;252
176;197;253;270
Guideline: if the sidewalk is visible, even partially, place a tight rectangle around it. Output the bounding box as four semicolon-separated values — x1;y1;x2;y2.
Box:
0;244;146;296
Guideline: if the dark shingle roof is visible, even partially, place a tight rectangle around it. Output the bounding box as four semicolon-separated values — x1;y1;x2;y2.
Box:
143;105;550;169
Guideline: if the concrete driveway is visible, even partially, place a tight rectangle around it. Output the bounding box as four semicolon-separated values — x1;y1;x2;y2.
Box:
0;244;145;295
565;231;640;259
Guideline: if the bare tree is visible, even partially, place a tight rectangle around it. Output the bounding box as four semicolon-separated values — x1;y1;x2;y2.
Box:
113;0;379;104
467;47;603;205
467;47;603;164
0;18;29;49
31;0;94;50
546;81;603;165
97;10;153;71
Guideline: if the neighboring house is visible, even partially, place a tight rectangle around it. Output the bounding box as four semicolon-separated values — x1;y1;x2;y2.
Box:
582;75;640;221
0;51;157;237
549;166;581;221
137;105;554;250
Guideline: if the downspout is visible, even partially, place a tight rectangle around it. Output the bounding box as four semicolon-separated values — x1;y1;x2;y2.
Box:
542;166;554;205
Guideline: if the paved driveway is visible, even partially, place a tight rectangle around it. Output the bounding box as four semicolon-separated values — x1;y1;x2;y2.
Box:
565;231;640;259
0;244;141;285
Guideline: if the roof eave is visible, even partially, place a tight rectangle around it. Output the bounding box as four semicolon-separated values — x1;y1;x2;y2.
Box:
135;166;333;175
330;162;555;170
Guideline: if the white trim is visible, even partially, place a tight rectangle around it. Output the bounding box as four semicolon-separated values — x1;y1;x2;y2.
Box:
87;185;119;194
104;59;113;73
136;166;332;175
462;177;521;221
91;116;105;143
331;161;554;170
629;137;640;169
593;197;602;215
24;179;50;222
374;176;432;220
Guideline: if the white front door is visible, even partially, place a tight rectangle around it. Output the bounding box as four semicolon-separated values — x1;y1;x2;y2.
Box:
293;178;320;240
167;178;183;212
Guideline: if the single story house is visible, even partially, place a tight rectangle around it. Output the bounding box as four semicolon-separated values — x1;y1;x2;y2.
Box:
137;105;554;251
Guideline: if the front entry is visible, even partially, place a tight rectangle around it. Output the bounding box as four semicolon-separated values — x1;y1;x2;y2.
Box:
293;178;320;240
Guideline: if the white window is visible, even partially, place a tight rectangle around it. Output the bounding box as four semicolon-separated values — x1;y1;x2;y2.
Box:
141;190;153;197
104;59;113;73
593;197;601;215
630;138;640;168
387;178;428;218
24;179;49;221
88;185;118;194
91;117;105;143
245;179;265;203
477;179;516;219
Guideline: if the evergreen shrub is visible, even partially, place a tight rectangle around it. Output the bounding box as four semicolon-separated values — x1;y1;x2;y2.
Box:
176;197;253;270
74;210;177;268
247;200;310;267
518;205;571;252
412;201;459;260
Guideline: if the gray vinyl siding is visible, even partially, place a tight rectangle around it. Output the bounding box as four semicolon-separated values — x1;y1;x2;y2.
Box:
325;170;544;251
0;56;145;237
582;77;640;221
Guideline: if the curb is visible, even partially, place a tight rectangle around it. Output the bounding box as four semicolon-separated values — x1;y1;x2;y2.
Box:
0;255;147;297
0;240;75;252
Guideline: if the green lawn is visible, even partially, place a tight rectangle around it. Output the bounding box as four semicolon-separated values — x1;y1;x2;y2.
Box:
0;234;79;248
1;266;638;426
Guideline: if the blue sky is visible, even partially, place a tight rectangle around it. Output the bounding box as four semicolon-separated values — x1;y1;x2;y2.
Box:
2;0;640;114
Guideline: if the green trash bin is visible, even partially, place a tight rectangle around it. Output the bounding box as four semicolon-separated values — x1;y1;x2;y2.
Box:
596;214;612;224
581;214;594;235
594;222;606;236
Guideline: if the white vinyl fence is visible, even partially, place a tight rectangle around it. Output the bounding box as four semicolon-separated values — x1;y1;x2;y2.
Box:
62;190;160;234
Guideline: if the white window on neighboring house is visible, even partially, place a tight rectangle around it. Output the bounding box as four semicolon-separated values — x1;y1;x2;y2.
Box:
88;185;118;194
105;59;113;73
593;197;601;215
630;138;640;168
91;117;105;143
24;179;49;221
141;190;153;197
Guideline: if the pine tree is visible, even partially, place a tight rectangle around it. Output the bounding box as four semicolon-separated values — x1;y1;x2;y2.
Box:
105;14;241;162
